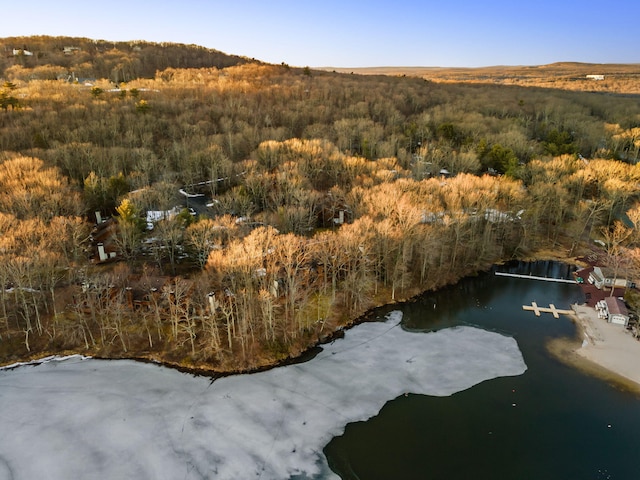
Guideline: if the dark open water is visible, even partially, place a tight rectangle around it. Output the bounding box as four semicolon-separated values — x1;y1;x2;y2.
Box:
324;261;640;480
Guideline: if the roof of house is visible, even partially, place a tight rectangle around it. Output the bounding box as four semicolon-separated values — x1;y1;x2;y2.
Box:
590;266;619;280
605;296;628;316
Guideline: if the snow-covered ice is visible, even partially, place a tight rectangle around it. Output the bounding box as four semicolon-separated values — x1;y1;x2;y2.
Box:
0;311;526;480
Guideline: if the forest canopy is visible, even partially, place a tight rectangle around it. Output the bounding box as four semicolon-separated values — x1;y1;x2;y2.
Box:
1;37;640;371
1;36;247;82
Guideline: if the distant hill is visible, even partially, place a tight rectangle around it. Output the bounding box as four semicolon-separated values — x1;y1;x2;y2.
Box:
0;36;251;83
318;62;640;94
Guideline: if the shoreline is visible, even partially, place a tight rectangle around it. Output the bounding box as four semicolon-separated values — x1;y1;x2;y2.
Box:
4;257;640;395
549;304;640;395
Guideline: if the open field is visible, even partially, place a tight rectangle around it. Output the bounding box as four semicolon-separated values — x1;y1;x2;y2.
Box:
321;62;640;94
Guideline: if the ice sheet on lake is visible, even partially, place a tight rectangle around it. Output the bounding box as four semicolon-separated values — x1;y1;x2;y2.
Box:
0;311;526;480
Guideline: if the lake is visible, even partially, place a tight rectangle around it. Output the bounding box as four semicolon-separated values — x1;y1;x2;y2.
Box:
325;261;640;480
1;261;639;480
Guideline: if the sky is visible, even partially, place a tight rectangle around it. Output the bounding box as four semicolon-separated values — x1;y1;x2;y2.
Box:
3;0;639;68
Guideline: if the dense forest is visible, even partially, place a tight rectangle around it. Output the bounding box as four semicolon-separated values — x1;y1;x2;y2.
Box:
1;37;640;372
0;36;247;82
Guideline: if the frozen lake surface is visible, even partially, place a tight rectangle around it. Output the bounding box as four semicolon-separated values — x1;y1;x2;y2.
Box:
0;311;526;480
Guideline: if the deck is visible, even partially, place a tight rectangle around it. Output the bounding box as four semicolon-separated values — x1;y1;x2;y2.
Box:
522;302;574;318
495;271;576;284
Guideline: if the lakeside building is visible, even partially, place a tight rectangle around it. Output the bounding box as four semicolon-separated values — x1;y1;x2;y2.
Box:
588;266;630;290
595;297;630;326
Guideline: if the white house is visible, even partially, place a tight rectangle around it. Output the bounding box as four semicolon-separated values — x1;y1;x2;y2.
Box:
12;49;33;56
588;266;629;290
145;206;182;229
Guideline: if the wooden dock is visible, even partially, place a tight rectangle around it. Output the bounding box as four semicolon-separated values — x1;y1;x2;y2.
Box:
522;302;573;318
495;272;576;284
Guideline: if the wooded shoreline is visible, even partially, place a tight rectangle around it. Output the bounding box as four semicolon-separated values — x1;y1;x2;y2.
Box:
0;262;472;376
0;255;584;378
7;256;639;402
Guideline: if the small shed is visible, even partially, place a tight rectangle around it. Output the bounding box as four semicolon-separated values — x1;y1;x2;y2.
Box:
604;297;630;326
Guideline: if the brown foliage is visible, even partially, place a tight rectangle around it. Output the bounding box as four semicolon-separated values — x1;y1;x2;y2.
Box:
2;48;640;371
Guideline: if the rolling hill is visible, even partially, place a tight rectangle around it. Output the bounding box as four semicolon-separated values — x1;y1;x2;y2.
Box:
0;35;250;83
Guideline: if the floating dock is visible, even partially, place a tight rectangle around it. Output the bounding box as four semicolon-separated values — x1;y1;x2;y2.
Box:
495;271;576;284
522;302;574;318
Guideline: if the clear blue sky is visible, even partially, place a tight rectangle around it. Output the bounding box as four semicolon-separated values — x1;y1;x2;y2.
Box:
3;0;639;67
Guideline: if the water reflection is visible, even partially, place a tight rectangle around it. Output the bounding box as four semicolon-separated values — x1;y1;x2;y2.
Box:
325;262;640;480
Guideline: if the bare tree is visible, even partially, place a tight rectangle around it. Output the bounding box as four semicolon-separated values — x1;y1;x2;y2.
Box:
601;220;634;296
154;216;185;275
163;276;191;342
184;218;222;269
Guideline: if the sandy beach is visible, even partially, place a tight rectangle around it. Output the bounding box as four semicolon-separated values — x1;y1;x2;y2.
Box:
569;304;640;389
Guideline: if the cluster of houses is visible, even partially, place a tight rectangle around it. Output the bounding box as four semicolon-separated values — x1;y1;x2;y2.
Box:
10;46;81;57
585;266;632;327
90;207;187;263
420;207;524;225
